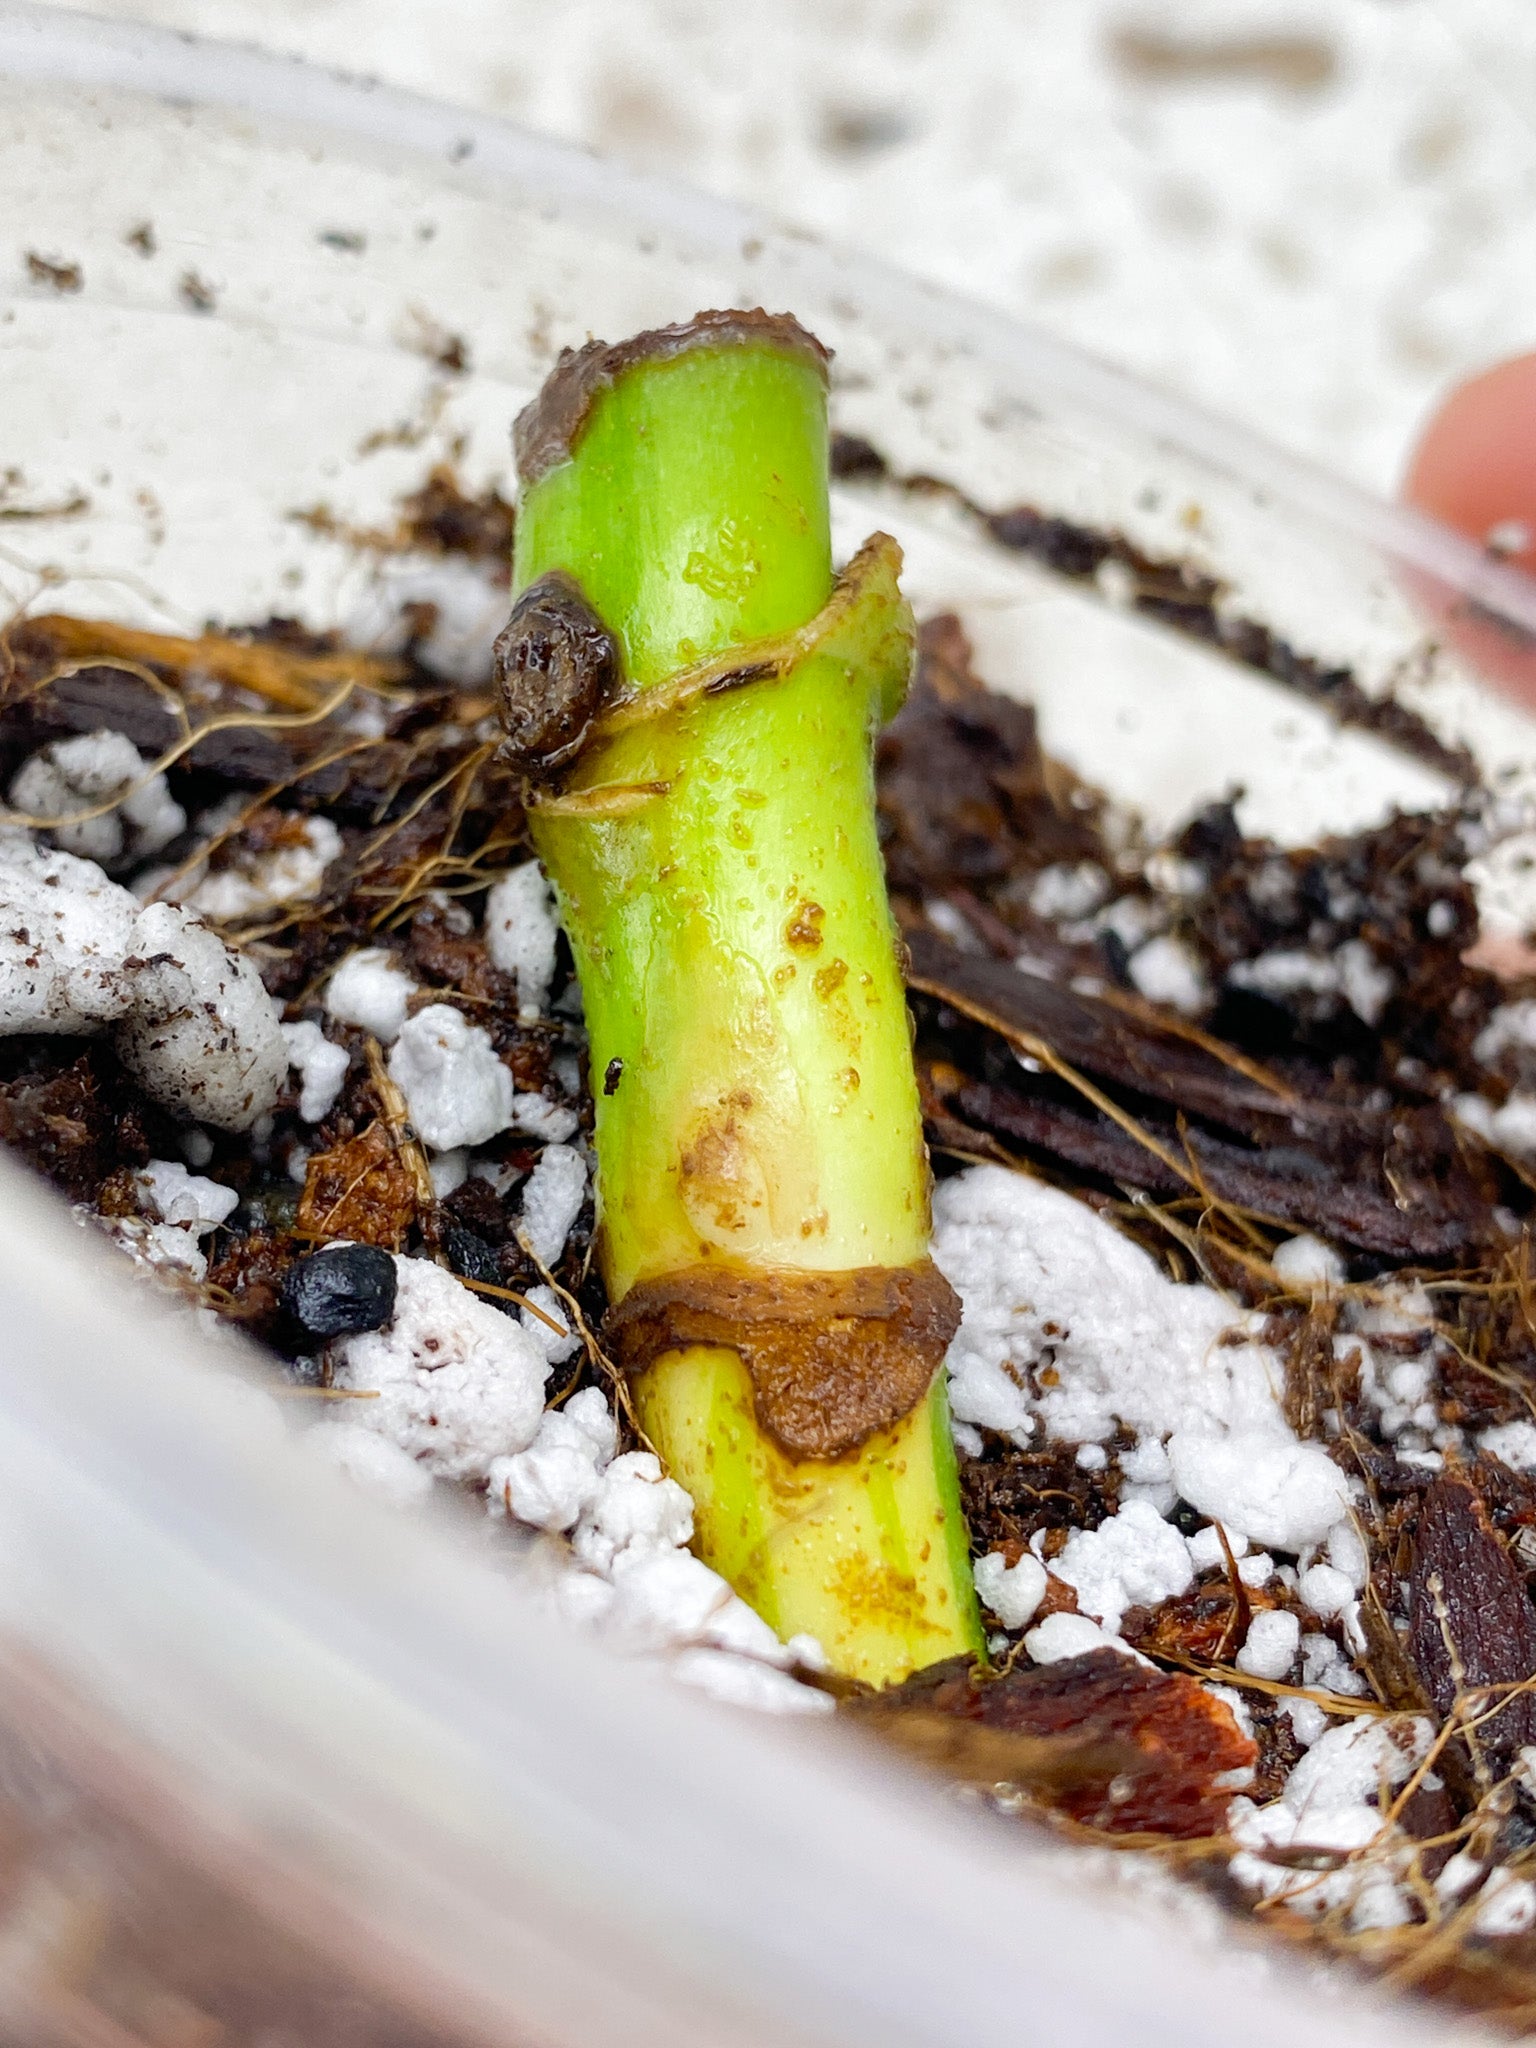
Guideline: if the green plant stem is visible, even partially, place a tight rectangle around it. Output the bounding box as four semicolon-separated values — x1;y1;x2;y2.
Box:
514;325;981;1684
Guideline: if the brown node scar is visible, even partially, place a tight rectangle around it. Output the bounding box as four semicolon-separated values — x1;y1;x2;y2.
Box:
492;571;622;778
604;1257;961;1462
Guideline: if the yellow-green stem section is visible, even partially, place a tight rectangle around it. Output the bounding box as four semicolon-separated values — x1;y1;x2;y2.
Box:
514;332;981;1683
636;1354;974;1680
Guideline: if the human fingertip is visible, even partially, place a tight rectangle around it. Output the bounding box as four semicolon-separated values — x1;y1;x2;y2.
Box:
1404;350;1536;575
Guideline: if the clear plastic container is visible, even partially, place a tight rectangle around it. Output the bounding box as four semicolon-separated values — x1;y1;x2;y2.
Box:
0;7;1526;2042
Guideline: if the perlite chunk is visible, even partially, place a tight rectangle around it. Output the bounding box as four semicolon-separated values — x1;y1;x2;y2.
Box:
324;946;418;1042
388;1003;514;1151
484;860;560;1021
933;1165;1351;1556
9;729;185;871
328;1254;549;1484
0;832;285;1129
282;1019;350;1124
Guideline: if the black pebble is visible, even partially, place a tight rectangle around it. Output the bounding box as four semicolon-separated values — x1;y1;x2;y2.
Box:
282;1244;398;1340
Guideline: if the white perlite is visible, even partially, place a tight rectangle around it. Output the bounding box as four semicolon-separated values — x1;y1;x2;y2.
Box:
181;812;342;921
1286;1698;1331;1749
0;832;286;1129
933;1167;1254;1446
1298;1564;1357;1621
1454;1091;1536;1159
1272;1233;1346;1291
1186;1523;1245;1573
1482;1421;1536;1473
934;1167;1347;1558
570;1450;694;1572
510;1091;579;1143
134;1159;238;1234
328;1254;549;1484
1475;1002;1536;1066
88;1211;210;1285
487;1385;615;1532
1206;1683;1254;1753
524;1430;832;1717
1229;950;1341;1002
666;1648;828;1715
1228;1717;1433;1931
181;1127;214;1169
9;730;185;871
1336;941;1394;1028
1302;1631;1369;1699
312;1281;843;1718
1328;1521;1370;1591
518;1144;587;1268
1227;940;1392;1027
281;1019;350;1124
388;1003;514;1151
1029;862;1108;923
429;1149;468;1198
0;827;170;1026
1168;1435;1350;1556
1053;1499;1193;1634
1025;1612;1143;1665
973;1551;1047;1631
599;1548;771;1656
325;947;418;1042
1474;1872;1536;1939
119;903;291;1129
544;1562;831;1717
1236;1609;1300;1681
1127;934;1209;1018
485;861;560;1021
517;1283;582;1366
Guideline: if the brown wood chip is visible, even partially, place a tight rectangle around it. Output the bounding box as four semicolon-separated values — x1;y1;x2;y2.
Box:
847;1648;1255;1837
1409;1470;1536;1772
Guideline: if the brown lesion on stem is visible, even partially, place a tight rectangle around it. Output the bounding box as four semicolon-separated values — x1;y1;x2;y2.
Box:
604;1256;961;1462
512;308;832;488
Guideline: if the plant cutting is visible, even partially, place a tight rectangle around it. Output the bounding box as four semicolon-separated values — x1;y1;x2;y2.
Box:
498;310;983;1685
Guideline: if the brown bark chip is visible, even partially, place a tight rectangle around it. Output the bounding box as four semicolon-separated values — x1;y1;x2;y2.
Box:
975;1653;1255;1835
1409;1471;1536;1772
909;927;1495;1260
848;1650;1255;1837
